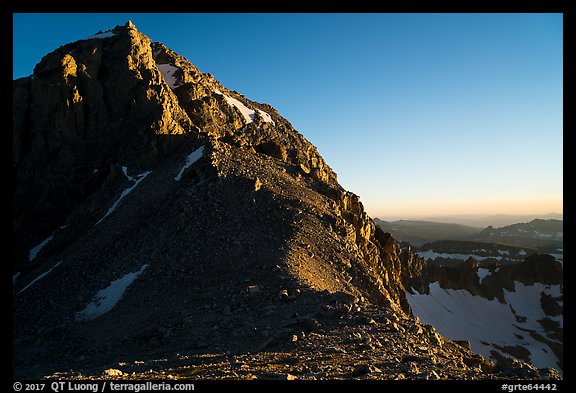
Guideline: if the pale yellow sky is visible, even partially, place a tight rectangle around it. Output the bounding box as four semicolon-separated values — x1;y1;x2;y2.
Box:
365;197;563;220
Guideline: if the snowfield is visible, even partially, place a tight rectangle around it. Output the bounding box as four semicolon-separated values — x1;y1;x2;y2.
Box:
406;281;563;371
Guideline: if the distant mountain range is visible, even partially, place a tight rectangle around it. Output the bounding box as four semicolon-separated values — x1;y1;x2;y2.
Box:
374;218;563;250
372;218;482;247
378;213;563;228
472;219;563;249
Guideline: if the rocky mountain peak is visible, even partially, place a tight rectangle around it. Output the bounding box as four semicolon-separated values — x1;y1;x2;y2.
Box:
12;22;561;380
125;20;137;30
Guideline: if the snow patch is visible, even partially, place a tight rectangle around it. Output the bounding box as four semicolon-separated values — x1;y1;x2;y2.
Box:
96;168;151;225
29;234;54;262
122;166;134;181
76;264;149;321
29;225;70;261
547;315;563;326
218;93;274;125
157;64;180;90
549;253;563;263
518;249;527;256
82;31;116;40
222;94;255;123
17;261;63;295
504;282;563;328
256;109;275;124
476;268;491;283
175;145;205;181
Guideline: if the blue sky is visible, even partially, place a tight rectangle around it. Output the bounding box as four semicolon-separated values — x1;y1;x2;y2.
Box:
13;13;563;219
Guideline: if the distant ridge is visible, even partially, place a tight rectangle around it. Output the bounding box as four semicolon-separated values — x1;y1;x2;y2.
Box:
373;218;482;247
378;213;563;228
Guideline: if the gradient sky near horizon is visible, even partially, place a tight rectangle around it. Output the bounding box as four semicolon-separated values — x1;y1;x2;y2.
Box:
13;13;563;219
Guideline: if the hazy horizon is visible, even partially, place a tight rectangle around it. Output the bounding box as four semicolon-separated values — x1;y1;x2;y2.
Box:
375;211;563;228
13;13;562;219
364;197;563;222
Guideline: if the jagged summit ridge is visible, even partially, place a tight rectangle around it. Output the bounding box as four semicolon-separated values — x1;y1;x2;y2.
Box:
13;20;405;312
12;22;560;380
